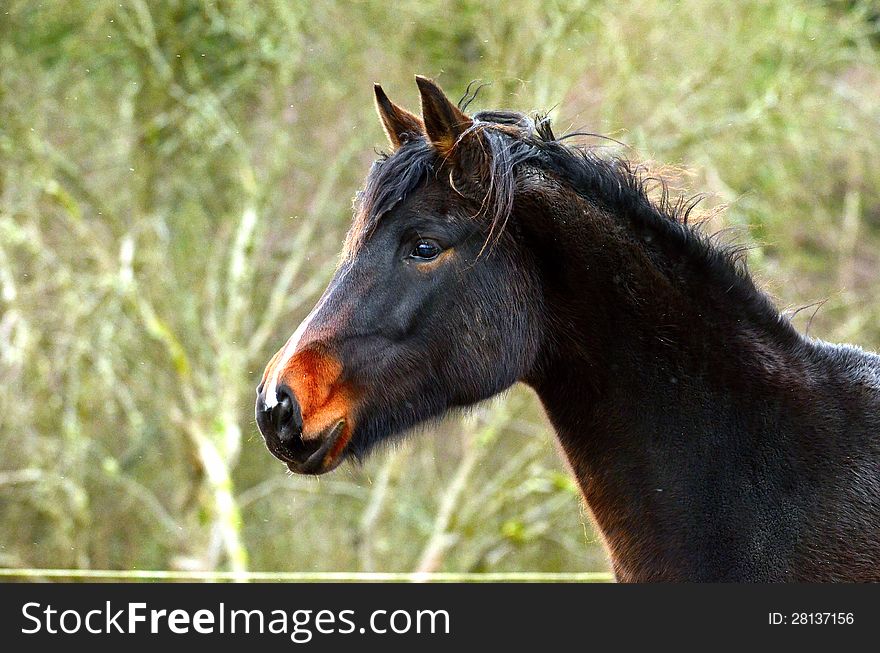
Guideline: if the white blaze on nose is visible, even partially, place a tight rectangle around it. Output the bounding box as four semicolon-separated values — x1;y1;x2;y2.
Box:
263;308;317;409
263;265;351;409
263;288;336;409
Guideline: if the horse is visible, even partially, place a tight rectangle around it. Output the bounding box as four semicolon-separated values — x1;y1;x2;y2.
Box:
255;76;880;582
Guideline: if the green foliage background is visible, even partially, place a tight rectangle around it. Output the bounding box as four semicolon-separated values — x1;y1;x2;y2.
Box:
1;0;878;575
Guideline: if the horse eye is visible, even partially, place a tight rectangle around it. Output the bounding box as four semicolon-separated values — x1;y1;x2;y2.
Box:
410;239;441;261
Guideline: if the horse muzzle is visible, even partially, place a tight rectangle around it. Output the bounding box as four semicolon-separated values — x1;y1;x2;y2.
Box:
255;382;351;474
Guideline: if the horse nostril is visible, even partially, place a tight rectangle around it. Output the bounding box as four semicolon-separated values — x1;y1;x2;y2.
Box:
256;382;315;463
272;383;303;446
274;394;292;431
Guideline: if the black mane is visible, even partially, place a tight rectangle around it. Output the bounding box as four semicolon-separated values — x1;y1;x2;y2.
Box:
355;109;799;344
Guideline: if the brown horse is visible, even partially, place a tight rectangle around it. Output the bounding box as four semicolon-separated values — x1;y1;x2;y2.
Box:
256;76;880;582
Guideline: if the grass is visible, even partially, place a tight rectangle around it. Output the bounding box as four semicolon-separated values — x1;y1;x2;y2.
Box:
0;0;878;576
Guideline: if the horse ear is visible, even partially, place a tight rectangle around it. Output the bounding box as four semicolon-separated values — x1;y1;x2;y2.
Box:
374;84;423;150
415;75;473;156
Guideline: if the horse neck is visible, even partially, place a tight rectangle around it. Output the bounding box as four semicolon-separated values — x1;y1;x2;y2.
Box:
521;188;813;580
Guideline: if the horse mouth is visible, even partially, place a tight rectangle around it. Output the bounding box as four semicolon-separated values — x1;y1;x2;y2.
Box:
285;419;350;475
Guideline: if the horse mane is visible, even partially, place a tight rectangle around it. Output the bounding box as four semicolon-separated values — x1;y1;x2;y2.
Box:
352;107;799;344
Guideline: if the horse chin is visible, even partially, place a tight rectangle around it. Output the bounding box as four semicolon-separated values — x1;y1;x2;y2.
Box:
284;419;351;475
